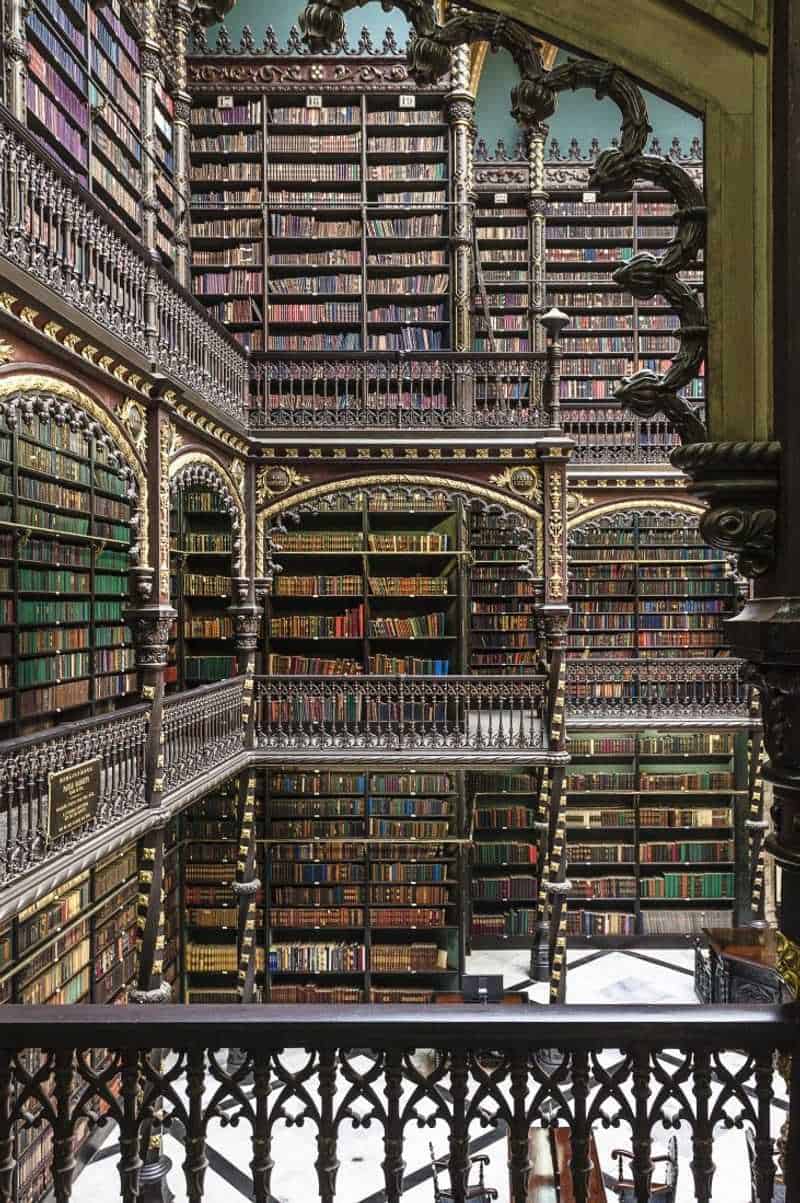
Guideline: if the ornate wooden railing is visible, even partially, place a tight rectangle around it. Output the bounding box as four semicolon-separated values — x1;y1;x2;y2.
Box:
567;658;749;718
0;705;149;886
0;110;249;425
253;674;552;756
0;1003;797;1203
249;352;551;430
562;403;685;464
161;677;247;793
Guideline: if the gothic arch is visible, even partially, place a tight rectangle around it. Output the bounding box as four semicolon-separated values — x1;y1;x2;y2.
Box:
256;473;544;583
169;449;246;580
0;370;148;565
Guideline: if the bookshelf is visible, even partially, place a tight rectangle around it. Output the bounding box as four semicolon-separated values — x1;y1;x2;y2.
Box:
267;492;466;678
25;0;169;246
565;727;749;945
0;409;136;736
473;176;531;353
168;484;236;691
0;844;139;1203
568;509;736;666
189;81;453;412
467;769;540;949
181;769;466;1004
469;507;539;675
264;769;464;1004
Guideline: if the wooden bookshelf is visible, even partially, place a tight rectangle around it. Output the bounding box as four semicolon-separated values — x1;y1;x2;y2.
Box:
189;80;453;407
0;409;136;737
467;769;540;949
469;507;539;675
0;844;140;1203
169;485;236;691
565;727;749;944
568;509;736;666
24;0;179;258
473;178;531;353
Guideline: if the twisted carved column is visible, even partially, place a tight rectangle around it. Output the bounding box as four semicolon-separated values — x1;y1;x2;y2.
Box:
447;45;474;354
171;0;193;288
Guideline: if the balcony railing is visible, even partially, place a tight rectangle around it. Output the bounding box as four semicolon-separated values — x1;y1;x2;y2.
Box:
567;658;749;718
254;674;551;757
249;352;550;430
0;1002;797;1202
161;677;247;794
562;403;683;464
0;704;149;887
0;110;249;425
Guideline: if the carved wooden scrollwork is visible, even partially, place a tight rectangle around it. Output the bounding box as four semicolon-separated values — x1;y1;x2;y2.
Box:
300;0;707;444
169;453;246;578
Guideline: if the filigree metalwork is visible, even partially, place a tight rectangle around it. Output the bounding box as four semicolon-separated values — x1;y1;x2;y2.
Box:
170;453;246;578
161;679;246;792
567;658;748;719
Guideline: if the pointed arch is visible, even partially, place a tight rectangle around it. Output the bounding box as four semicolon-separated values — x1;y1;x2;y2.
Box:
169;449;247;579
0;371;148;564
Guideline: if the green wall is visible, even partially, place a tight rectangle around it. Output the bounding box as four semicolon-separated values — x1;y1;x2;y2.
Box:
475;49;703;156
206;2;702;155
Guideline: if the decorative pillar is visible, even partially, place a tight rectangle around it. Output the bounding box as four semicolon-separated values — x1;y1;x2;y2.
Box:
170;0;193;288
446;45;474;355
526;123;549;352
3;0;30;122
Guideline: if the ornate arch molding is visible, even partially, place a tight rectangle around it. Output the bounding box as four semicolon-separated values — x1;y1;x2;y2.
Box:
567;498;705;532
169;450;246;583
256;474;544;585
0;372;148;568
301;0;707;446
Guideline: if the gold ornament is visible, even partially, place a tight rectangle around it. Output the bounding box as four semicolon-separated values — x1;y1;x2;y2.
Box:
256;464;309;504
0;340;14;365
490;465;543;505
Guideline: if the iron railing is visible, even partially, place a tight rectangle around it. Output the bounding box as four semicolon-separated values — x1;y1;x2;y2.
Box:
562;403;684;464
0;705;149;886
161;678;247;793
566;658;748;718
0;111;249;425
249;352;550;430
254;674;550;755
0;1003;796;1202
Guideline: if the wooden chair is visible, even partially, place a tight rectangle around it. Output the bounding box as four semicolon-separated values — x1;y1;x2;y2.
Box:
606;1135;678;1202
746;1128;786;1201
429;1143;499;1203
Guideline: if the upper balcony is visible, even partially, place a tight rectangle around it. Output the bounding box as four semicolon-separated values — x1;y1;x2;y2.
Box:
0;108;250;428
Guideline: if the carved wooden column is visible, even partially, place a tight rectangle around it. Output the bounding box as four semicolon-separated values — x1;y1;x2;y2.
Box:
526;123;548;354
3;0;29;121
447;45;474;355
170;0;193;289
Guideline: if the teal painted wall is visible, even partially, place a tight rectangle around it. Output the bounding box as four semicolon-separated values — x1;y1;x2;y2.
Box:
474;49;703;156
206;0;409;50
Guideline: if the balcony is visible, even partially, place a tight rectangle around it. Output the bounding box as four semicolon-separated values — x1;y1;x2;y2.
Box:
562;402;684;465
248;351;554;432
567;658;749;721
0;110;249;426
0;1002;797;1202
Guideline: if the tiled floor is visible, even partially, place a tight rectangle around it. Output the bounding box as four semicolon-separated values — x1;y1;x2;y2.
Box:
72;947;783;1202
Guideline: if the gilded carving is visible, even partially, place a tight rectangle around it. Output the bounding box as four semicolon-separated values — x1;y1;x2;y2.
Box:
121;397;148;462
158;419;176;599
170;449;247;575
43;322;63;341
230;457;245;496
567;497;704;530
0;340;14;365
490;465;543;505
547;470;566;601
256;465;310;504
18;306;38;326
0;293;18;313
776;932;800;1000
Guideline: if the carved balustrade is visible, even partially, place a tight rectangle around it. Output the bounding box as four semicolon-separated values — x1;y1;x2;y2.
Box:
0;1003;797;1203
254;674;552;757
249;352;550;430
0;705;149;886
562;403;688;464
0;110;249;425
567;658;749;718
161;677;247;793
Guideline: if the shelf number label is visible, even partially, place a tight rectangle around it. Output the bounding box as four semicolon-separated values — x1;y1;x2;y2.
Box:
218;95;234;109
399;94;416;108
307;95;323;108
582;190;597;203
494;192;508;205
